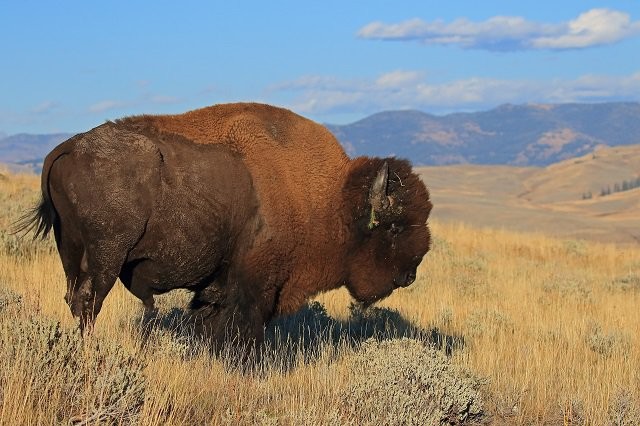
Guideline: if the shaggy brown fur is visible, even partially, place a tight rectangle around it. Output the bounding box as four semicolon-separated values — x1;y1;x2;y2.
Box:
23;103;432;346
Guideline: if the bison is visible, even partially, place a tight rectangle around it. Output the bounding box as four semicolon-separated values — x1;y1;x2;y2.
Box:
21;103;432;345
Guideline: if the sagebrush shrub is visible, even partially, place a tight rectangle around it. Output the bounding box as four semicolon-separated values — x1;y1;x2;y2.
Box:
541;276;593;304
266;300;337;345
464;308;513;338
609;274;640;292
0;286;23;311
585;322;631;358
563;239;588;256
0;316;146;424
430;236;455;258
0;229;57;259
608;390;640;426
340;338;487;425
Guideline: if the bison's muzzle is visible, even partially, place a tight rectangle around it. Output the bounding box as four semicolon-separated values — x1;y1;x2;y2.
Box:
395;268;418;288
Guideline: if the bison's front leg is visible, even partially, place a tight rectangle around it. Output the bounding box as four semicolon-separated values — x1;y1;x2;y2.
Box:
190;282;265;356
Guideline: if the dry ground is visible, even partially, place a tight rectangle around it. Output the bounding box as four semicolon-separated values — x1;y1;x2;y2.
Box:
1;168;639;425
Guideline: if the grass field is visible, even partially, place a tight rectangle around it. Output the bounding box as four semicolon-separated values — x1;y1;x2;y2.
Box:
1;170;639;425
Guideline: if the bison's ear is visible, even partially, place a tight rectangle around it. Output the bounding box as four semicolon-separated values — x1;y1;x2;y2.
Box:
367;162;390;229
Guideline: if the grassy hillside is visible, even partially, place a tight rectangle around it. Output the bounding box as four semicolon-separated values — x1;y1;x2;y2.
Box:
1;171;639;424
520;144;640;205
417;144;640;245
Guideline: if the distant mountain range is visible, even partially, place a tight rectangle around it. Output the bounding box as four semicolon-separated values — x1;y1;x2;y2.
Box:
2;102;640;170
327;102;640;166
0;133;72;172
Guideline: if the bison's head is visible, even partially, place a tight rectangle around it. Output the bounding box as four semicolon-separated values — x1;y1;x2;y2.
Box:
343;157;432;306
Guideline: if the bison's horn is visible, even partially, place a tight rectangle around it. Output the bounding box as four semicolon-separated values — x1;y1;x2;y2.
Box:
371;161;388;193
367;162;390;229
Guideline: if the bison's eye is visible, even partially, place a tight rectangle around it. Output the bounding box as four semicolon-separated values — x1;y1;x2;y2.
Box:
389;223;403;236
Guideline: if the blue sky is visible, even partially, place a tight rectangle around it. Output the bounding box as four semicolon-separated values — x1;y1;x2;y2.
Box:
1;1;640;134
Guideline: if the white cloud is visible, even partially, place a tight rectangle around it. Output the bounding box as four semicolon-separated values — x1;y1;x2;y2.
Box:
375;70;423;88
31;101;60;114
88;100;127;113
358;8;640;51
270;75;364;92
532;9;640;49
272;70;640;116
546;72;640;102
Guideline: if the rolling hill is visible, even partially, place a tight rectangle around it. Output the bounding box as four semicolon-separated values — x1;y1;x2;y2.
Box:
418;144;640;244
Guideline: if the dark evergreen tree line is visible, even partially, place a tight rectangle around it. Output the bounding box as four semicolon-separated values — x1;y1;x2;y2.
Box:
583;176;640;199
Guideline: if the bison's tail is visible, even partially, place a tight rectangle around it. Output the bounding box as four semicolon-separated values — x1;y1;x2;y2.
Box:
13;141;70;240
13;196;56;240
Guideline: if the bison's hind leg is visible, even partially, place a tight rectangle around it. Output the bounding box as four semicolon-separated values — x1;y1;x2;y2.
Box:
118;260;157;315
64;245;130;333
53;221;86;312
47;125;161;331
49;164;146;331
54;216;136;332
49;209;110;332
51;196;133;331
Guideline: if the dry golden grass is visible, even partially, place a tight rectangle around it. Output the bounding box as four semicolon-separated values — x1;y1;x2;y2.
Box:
1;171;639;425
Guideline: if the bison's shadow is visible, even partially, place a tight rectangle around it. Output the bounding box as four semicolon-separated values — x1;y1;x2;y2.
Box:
262;302;464;368
138;301;464;371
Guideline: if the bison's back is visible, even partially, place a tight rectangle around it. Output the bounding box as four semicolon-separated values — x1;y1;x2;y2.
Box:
117;103;350;244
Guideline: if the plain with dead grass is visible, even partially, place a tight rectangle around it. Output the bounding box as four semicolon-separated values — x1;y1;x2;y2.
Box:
0;170;639;425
